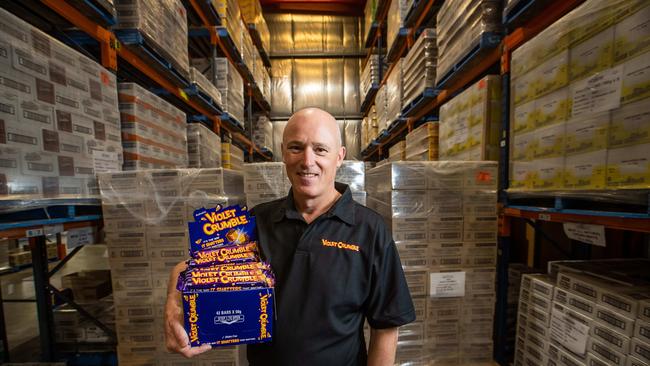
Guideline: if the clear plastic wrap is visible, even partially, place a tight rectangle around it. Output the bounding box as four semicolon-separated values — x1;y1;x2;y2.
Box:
191;58;244;124
405;122;439;161
389;141;406;161
0;8;122;206
189;67;222;108
241;20;257;75
213;0;244;53
367;161;497;365
186;123;221;169
240;0;271;53
114;0;189;78
439;75;501;161
361;55;382;101
247;114;273;150
243;162;290;207
118;83;187;170
98;168;245;364
436;0;502;83
509;0;650;192
386;0;409;53
344;120;362;160
375;85;388;132
272;121;287;162
270;59;293;117
386;58;404;123
403;29;437;107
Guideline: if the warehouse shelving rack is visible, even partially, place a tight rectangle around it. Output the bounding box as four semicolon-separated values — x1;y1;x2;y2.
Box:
0;0;273;362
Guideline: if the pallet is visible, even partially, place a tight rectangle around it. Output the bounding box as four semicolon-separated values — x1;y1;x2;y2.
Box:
404;0;439;28
248;24;272;68
0;201;102;231
67;0;116;26
503;0;554;30
220;112;245;132
113;29;190;87
435;32;502;90
184;84;223;115
387;117;408;134
361;85;380;114
402;87;440;117
506;190;650;219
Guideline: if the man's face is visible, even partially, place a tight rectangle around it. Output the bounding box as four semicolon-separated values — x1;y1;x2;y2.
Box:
282;117;345;200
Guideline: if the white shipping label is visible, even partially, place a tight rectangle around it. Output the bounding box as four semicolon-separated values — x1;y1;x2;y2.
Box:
66;227;94;248
429;271;465;298
44;224;64;235
550;310;590;355
571;65;623;117
563;223;606;247
93;151;119;173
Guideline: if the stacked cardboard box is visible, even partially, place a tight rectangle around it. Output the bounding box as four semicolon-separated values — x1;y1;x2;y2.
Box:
252;50;271;103
405;122;439;161
114;0;189;79
222;143;244;171
187;123;221;169
361;55;382;102
436;0;502;84
118;83;187;170
213;0;244;53
386;59;404;124
244;162;290;208
389;141;406;162
192;58;245;127
366;161;498;364
189;67;222;108
53;298;114;343
375;86;388;134
403;28;437;108
386;0;409;54
98;168;245;365
240;0;271;53
514;260;650;366
509;0;650;191
439;75;501;160
363;0;378;44
336;160;367;206
0;8;122;201
240;20;257;78
247;114;273;150
506;264;539;364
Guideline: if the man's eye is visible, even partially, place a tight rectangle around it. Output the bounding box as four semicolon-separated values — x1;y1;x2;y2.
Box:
315;148;327;154
288;146;301;152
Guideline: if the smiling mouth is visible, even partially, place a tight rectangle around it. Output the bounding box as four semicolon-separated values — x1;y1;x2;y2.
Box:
298;172;318;177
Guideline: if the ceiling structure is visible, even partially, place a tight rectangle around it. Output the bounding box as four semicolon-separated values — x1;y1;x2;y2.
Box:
260;0;366;16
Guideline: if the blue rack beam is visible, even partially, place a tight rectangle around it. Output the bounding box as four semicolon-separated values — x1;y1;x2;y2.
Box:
402;87;441;117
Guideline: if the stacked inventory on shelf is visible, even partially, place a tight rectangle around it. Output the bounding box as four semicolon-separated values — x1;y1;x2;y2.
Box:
386;0;409;54
247;114;273;151
509;0;650;191
439;75;501;160
336;160;367;205
375;86;389;134
240;19;257;79
98;168;245;366
386;59;404;123
189;67;223;108
222;142;244;171
117;83;188;170
253;50;271;103
214;0;244;53
514;260;650;366
0;8;122;201
366;161;498;365
436;0;502;84
389;141;406;162
192;58;245;127
240;0;271;53
343;120;362;160
507;264;539;364
361;105;379;149
403;28;437;108
244;162;290;207
405;122;439;161
363;0;379;44
186;123;221;168
114;0;190;78
54;292;114;343
361;55;382;102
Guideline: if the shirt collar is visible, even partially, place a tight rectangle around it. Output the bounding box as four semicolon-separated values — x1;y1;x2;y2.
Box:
272;182;355;225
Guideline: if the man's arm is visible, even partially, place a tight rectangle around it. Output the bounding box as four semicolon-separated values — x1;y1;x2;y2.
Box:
164;261;212;357
367;327;399;366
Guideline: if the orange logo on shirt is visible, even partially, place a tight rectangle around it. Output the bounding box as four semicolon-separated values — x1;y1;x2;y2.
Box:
321;239;360;252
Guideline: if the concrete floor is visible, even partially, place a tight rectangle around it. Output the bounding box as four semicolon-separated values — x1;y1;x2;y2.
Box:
1;244;110;362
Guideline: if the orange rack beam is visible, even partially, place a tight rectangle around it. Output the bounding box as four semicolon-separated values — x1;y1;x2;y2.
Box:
503;207;650;233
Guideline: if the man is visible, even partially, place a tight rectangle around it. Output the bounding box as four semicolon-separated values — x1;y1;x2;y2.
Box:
165;108;415;365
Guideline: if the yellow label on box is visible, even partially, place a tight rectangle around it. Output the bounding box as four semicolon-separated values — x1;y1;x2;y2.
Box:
569;27;615;81
565;112;610;155
513;100;537;134
511;130;536;162
621;50;650;105
569;0;617;45
532;21;571;66
535;88;570;128
607;143;650;188
513;73;536;106
535;51;569;98
564;150;608;189
534;122;566;159
614;3;650;62
531;157;565;190
610;97;650;147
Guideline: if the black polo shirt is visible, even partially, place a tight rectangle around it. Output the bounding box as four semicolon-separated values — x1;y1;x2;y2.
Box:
247;182;415;366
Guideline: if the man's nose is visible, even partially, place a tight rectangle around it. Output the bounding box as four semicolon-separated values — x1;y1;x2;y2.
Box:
301;147;316;167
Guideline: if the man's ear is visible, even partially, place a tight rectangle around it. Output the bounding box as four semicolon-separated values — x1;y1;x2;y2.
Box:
337;146;346;167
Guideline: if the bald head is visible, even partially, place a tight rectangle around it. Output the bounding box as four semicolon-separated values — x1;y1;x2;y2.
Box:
283;108;342;148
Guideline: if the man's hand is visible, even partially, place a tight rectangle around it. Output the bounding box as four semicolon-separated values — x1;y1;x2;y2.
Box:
367;327;399;366
164;261;211;357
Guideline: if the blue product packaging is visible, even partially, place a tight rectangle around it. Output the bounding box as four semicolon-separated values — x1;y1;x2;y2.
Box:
189;212;257;256
183;287;274;347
